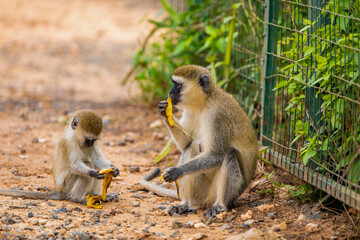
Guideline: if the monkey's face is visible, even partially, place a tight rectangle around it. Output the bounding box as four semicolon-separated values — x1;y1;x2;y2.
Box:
169;76;183;106
169;74;210;109
70;116;101;148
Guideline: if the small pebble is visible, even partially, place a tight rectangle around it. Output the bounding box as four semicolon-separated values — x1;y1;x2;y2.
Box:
267;211;277;218
134;194;144;199
133;202;140;207
188;233;206;240
194;223;206;229
172;221;183;229
221;224;232;230
38;219;48;225
28;213;34;218
129;166;140;172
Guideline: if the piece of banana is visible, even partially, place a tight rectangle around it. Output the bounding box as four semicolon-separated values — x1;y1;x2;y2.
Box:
166;97;175;127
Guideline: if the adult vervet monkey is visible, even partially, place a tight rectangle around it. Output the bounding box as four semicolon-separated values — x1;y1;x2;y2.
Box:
141;65;258;218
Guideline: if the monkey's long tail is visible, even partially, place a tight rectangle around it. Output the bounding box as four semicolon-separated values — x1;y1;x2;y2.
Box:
0;189;62;200
139;168;178;199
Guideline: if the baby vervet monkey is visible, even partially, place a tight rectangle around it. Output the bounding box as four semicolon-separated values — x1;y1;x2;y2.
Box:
0;109;119;204
141;65;258;218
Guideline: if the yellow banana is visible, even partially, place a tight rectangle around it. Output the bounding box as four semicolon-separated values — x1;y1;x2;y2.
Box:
86;168;114;208
166;97;175;127
160;172;180;199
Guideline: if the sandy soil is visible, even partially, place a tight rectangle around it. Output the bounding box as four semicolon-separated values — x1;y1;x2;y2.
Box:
0;1;359;239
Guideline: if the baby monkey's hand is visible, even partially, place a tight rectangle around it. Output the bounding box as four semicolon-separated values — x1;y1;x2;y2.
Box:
89;170;105;179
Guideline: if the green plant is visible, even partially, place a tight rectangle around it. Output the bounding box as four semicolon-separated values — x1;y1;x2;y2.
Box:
274;1;360;185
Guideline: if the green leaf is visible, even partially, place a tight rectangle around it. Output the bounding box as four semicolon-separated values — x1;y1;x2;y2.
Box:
205;25;218;37
302;149;316;165
216;38;226;53
273;80;288;90
223;16;233;24
303;18;312;25
316;55;327;63
300;25;311;32
154;139;173;163
304;46;315;57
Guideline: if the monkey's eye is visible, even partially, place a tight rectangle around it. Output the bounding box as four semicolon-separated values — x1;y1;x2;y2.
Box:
173;81;182;91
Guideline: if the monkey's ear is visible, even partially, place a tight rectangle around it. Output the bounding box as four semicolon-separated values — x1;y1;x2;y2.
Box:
199;74;210;93
71;117;79;130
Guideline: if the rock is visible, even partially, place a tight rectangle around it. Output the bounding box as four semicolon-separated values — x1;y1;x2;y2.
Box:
216;211;227;221
267;211;277;218
305;223;319;233
240;210;252;220
134;194;144;199
72;207;83;212
172;221;183;229
242;223;249;228
296;214;306;222
54;206;67;214
221;224;232;230
256;204;274;211
132;202;140;207
2;217;15;225
158;206;166;210
150;120;162;129
301;204;311;216
116;140;126;146
194;223;206;229
20;149;26;154
28;213;34;218
38;219;48;225
188;233;206;240
244;220;255;225
187;221;194;227
30;219;39;225
152;132;166;140
306;212;322;220
170;230;179;238
272;222;287;231
226;228;285;240
129;166;140;173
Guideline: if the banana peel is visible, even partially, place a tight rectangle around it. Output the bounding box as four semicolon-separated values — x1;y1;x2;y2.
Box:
86;168;114;209
160;172;180;199
166;97;174;127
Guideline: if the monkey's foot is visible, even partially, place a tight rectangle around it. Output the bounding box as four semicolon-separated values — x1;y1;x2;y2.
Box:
166;205;197;215
105;193;119;202
203;205;226;218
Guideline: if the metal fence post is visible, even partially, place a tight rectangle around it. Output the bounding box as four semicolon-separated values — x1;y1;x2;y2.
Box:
305;0;325;132
262;0;278;147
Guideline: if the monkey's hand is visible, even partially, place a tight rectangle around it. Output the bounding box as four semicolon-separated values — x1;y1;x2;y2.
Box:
158;100;168;117
89;170;105;179
111;167;120;177
163;167;183;182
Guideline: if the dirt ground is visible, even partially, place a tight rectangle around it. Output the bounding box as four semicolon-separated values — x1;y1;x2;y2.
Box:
0;1;359;239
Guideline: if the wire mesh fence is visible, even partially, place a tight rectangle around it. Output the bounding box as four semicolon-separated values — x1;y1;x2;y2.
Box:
170;0;360;210
262;0;360;210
